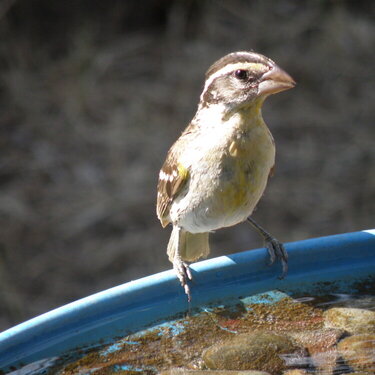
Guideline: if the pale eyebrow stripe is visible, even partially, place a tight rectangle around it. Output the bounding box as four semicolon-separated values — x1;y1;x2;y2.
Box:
201;62;267;100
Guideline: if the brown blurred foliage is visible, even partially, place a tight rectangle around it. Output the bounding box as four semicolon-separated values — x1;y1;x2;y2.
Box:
0;0;374;330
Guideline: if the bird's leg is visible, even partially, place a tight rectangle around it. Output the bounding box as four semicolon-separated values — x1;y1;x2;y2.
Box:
247;217;288;278
172;227;193;302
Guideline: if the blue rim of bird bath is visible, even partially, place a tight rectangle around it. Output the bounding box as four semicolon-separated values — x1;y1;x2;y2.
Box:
0;229;374;372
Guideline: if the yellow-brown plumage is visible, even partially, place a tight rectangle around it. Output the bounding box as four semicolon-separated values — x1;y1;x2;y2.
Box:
156;51;295;300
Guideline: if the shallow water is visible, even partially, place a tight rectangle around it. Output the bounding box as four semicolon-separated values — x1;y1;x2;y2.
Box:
11;290;374;375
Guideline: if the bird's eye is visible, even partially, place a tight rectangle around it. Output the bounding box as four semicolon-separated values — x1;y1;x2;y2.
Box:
234;69;249;81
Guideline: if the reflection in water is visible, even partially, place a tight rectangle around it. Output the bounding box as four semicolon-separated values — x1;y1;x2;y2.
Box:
10;292;375;375
7;357;59;375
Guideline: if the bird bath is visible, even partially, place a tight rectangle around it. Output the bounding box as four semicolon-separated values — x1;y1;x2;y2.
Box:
0;230;374;374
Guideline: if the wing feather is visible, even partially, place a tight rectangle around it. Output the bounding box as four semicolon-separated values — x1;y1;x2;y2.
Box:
156;123;199;226
156;143;189;227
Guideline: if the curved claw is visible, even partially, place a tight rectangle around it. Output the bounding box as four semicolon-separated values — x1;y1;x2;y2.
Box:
247;217;288;279
266;238;288;279
173;257;193;302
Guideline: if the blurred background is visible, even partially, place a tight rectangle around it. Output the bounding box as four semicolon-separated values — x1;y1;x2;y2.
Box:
0;0;374;330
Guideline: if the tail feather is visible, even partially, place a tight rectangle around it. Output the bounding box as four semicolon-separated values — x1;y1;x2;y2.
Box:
167;227;210;263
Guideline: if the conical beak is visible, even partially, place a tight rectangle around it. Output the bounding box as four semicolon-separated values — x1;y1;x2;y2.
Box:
258;65;296;96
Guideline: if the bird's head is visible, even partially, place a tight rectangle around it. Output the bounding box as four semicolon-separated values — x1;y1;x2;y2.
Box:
199;51;295;113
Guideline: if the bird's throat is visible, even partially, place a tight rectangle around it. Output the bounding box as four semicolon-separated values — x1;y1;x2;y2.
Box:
195;97;266;132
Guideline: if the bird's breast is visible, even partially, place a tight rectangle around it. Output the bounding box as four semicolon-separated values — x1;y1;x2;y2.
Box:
170;115;276;232
216;126;275;215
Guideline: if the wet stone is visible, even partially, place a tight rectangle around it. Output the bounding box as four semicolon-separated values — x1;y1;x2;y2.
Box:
159;370;271;375
324;308;375;334
202;332;306;375
282;370;309;375
337;334;375;372
288;328;344;374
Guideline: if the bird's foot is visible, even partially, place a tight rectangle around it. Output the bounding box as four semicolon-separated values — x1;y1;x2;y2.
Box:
247;217;288;279
265;235;288;279
173;257;193;302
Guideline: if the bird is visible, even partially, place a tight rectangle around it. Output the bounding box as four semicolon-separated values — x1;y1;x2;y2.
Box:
156;51;295;301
